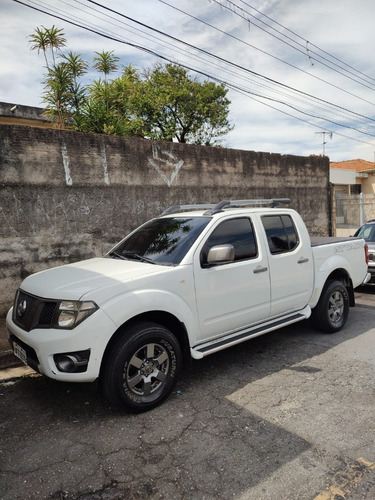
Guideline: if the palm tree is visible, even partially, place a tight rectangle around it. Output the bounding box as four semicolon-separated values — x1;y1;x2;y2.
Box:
43;63;72;128
61;51;88;85
46;25;66;66
29;26;66;68
93;51;120;81
28;27;50;68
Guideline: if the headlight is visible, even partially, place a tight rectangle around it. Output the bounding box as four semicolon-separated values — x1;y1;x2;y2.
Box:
56;301;98;329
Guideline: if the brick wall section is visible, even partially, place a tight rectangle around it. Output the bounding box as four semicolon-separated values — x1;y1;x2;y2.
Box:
0;124;330;319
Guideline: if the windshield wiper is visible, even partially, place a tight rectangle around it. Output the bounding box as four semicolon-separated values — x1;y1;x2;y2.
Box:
121;252;157;264
109;251;127;260
109;250;156;264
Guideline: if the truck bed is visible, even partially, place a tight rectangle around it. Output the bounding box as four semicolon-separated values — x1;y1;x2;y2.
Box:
310;236;360;247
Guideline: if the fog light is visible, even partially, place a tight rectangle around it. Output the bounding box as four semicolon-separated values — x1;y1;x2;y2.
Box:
54;350;90;373
55;355;77;373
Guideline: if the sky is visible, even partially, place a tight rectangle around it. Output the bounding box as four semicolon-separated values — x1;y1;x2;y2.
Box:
1;0;375;162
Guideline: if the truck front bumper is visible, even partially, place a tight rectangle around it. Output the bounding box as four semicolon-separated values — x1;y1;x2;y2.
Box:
6;307;117;382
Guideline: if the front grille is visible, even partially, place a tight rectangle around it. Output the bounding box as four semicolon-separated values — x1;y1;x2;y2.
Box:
39;302;58;325
13;289;58;331
15;291;36;325
369;253;374;262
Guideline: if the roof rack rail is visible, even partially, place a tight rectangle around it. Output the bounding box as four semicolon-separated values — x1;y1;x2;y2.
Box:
204;198;291;215
161;198;291;216
161;204;216;216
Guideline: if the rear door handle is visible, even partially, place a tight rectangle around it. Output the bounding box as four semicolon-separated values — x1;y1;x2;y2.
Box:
253;265;268;274
298;257;309;264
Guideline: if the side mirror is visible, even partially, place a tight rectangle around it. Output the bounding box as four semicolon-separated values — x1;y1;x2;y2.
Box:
207;244;235;265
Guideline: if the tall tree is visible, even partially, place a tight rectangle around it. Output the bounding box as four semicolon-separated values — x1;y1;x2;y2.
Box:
60;51;89;123
28;26;50;68
46;25;66;66
93;51;120;80
138;64;233;145
60;51;88;84
30;26;233;144
77;65;142;136
43;63;73;128
28;25;66;68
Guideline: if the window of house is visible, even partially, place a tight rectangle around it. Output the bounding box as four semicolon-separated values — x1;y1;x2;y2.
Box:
261;215;299;254
350;184;361;195
200;218;257;266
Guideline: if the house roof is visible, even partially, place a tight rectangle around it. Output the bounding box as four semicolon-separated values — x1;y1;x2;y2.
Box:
330;159;375;172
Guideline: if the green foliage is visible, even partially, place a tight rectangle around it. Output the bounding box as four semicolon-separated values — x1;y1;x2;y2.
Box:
60;51;89;82
31;27;233;144
93;51;120;79
138;64;233;145
29;25;66;68
43;63;73;128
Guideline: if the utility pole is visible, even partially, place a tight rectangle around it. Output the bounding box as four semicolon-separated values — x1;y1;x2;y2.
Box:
315;131;333;156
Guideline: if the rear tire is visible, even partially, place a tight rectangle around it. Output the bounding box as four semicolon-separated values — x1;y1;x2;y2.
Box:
311;280;349;333
101;322;181;412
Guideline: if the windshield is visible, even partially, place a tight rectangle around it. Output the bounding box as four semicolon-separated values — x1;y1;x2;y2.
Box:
109;216;211;265
355;224;375;242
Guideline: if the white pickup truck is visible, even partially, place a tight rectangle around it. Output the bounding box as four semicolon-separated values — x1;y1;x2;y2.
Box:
7;199;370;412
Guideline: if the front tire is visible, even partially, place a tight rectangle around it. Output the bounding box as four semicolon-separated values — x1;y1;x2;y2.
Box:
311;280;349;333
101;322;182;412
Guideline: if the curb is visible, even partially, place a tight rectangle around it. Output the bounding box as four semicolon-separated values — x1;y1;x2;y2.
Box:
0;349;22;371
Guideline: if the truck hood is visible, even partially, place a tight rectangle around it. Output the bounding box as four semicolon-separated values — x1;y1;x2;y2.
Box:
20;257;167;300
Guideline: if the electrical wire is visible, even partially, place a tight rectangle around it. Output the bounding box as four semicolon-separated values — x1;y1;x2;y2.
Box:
236;0;375;87
211;0;375;91
11;0;375;148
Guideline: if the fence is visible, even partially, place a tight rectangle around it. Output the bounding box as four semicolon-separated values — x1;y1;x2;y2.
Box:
334;192;375;236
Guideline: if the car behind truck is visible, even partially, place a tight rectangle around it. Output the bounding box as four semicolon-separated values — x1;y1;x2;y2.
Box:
7;199;370;412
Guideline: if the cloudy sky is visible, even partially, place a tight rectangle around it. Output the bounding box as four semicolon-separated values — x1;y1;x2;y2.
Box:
2;0;375;162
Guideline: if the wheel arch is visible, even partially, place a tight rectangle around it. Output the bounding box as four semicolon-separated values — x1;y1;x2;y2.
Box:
325;268;355;306
100;310;191;377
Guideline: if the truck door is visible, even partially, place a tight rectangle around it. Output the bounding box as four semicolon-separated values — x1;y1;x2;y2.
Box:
193;217;271;341
260;213;314;317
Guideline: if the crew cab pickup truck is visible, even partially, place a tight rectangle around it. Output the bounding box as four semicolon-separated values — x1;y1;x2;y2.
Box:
7;199;370;412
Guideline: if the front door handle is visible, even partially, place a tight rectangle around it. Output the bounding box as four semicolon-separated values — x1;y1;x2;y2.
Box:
253;265;268;274
298;257;309;264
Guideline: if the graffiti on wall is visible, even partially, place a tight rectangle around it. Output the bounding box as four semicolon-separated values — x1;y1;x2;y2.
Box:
59;141;184;188
148;143;184;187
61;143;73;186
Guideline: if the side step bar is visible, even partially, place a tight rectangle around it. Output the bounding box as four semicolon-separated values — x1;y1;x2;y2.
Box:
190;306;311;359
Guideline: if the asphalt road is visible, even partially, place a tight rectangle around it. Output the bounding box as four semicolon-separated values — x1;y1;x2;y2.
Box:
1;287;374;500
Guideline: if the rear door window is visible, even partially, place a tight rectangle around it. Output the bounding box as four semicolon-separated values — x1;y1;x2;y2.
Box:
261;215;299;254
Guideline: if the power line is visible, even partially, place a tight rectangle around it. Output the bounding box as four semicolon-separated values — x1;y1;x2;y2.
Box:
212;0;375;91
237;0;375;87
86;0;375;118
11;0;375;148
157;0;375;107
156;0;375;128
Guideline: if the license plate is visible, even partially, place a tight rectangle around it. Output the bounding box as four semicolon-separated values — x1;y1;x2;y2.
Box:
13;341;27;365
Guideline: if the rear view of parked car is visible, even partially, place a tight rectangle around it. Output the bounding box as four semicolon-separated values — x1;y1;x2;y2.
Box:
354;220;375;283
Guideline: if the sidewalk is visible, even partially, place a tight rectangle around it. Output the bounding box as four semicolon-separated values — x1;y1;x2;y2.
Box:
0;365;35;381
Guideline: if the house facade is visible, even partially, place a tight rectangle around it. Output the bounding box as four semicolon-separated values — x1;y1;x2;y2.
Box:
330;159;375;195
330;159;375;235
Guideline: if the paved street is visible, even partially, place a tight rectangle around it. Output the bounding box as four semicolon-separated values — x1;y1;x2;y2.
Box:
1;287;374;500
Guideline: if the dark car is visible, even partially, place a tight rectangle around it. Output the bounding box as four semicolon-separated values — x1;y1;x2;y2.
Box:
354;219;375;283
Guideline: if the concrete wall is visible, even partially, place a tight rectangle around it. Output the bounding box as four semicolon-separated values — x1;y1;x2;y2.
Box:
0;124;330;320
